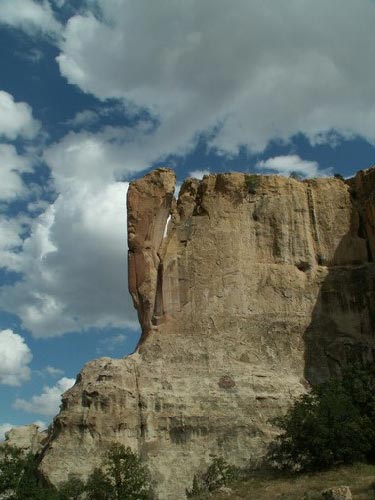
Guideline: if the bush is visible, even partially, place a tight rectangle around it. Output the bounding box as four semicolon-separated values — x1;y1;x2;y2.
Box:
56;476;85;500
85;444;151;500
244;174;260;194
334;173;345;181
186;456;239;497
0;445;56;500
289;171;302;180
85;468;113;500
0;443;151;500
268;364;375;472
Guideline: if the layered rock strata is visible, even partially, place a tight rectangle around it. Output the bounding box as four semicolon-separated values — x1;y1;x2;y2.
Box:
39;167;375;499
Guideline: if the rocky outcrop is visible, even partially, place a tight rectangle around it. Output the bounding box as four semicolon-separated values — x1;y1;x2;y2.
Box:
39;167;375;499
1;425;48;455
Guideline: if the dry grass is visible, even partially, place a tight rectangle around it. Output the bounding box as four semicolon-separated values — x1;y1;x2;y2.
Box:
207;463;375;499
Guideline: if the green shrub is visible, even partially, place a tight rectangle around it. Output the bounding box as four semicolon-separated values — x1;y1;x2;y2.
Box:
0;443;151;500
186;456;239;497
86;444;151;500
0;445;57;500
334;173;345;181
244;174;260;194
289;171;302;180
268;364;375;472
85;468;113;500
56;476;85;500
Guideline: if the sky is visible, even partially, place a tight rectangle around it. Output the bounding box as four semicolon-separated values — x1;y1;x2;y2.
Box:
1;0;375;439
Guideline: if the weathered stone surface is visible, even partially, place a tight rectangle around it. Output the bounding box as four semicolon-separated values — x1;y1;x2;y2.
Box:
1;424;48;455
321;485;352;500
39;167;375;499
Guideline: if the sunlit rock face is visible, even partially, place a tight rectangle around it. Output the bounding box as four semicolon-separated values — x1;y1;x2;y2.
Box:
1;425;48;455
39;167;375;499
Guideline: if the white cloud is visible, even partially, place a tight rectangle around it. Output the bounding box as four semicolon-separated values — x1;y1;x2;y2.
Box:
189;169;210;180
64;109;99;128
44;365;64;377
55;0;375;154
0;0;61;36
0;423;14;441
0;329;32;386
0;91;40;140
0;144;31;200
97;333;127;354
0;217;26;271
256;155;331;178
0;177;138;337
13;377;75;417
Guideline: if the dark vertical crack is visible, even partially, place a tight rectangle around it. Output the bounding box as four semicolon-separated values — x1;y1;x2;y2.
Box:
152;259;164;325
357;213;373;262
306;185;321;264
131;360;146;445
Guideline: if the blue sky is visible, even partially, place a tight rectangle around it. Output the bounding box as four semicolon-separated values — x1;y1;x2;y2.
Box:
1;0;375;438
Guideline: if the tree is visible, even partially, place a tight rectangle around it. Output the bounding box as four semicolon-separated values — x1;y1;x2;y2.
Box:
85;468;113;500
186;456;239;497
244;174;260;194
268;365;375;472
0;445;56;500
289;171;302;180
87;444;151;500
334;173;345;181
56;476;85;500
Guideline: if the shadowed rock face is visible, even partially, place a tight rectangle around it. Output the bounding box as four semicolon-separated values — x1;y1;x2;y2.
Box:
39;167;375;499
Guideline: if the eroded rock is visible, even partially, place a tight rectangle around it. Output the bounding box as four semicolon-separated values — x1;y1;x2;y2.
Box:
38;167;375;499
1;424;48;455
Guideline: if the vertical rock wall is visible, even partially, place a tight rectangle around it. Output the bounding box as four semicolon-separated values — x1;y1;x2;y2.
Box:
39;167;375;499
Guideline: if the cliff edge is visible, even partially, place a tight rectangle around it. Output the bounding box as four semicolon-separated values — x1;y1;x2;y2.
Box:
38;167;375;499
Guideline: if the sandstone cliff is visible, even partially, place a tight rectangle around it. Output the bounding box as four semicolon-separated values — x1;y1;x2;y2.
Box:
38;167;375;499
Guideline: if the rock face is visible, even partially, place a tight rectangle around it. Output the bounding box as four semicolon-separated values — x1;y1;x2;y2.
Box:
1;425;48;455
39;167;375;499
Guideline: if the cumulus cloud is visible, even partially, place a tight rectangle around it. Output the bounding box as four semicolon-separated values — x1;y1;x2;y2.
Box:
97;333;127;354
0;144;31;200
64;109;99;128
0;178;137;337
44;365;64;377
256;155;331;178
0;127;147;338
55;0;375;154
0;0;61;36
189;170;210;180
0;217;26;271
0;329;32;386
13;377;75;417
0;91;40;140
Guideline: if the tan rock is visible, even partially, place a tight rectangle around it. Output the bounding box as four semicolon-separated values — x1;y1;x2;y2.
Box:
1;424;48;455
321;486;352;500
39;168;375;499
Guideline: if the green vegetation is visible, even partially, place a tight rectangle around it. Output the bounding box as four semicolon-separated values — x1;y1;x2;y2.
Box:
244;174;260;194
5;364;375;499
0;443;150;500
289;171;303;180
188;364;375;498
208;463;375;499
98;443;151;500
334;173;345;181
268;364;375;472
186;456;240;497
0;445;53;500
